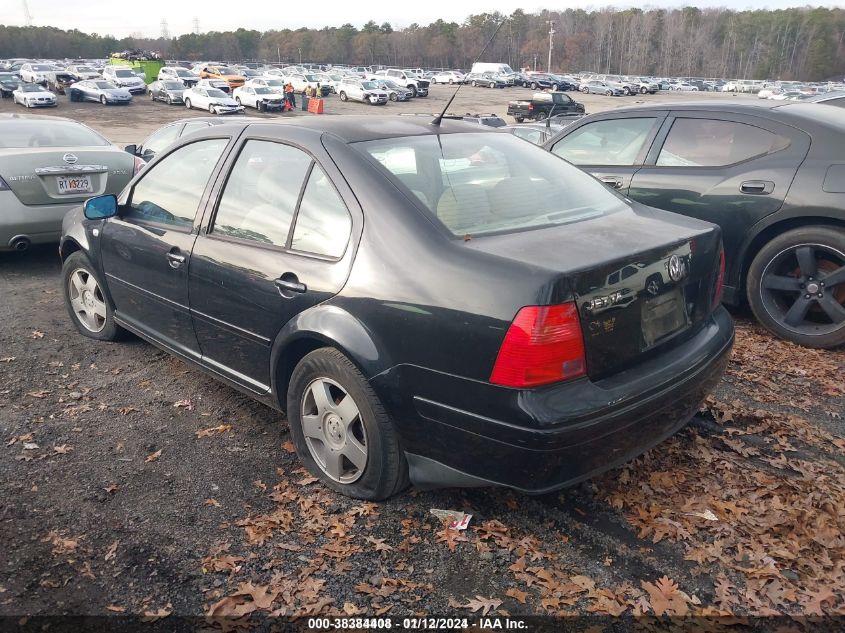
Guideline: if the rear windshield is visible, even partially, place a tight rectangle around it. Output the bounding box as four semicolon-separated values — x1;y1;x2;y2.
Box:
354;132;626;236
0;120;109;148
94;81;115;89
175;69;193;77
114;69;134;77
163;81;183;90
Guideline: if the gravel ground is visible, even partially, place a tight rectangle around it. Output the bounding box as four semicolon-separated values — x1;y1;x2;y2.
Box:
0;87;843;626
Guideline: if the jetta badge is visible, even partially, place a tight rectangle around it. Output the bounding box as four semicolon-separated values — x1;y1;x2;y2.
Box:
63;153;78;165
668;254;686;282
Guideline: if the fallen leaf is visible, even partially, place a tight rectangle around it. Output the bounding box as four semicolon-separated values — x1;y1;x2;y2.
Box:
30;330;45;339
280;439;296;453
0;357;15;362
205;498;221;507
104;540;119;562
505;588;528;604
106;605;126;613
145;449;162;463
53;445;72;455
104;484;119;494
27;390;50;399
173;399;194;410
140;604;172;622
195;424;232;438
450;595;502;616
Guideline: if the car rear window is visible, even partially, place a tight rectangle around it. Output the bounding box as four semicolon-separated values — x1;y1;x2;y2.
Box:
355;132;627;237
0;120;109;148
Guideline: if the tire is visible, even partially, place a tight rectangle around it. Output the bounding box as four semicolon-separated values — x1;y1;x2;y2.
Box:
409;85;418;97
536;111;547;121
581;86;588;93
514;117;524;123
149;90;155;100
287;348;409;500
448;79;454;85
62;252;125;342
235;96;242;106
339;91;347;102
184;98;191;109
640;86;647;94
471;81;477;87
552;83;560;91
209;104;216;114
100;95;107;105
605;90;612;96
166;96;172;105
530;82;538;90
623;87;631;95
389;93;397;101
746;226;845;348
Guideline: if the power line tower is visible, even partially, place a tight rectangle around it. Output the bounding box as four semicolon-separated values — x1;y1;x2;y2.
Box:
192;16;200;35
21;0;33;26
160;18;170;39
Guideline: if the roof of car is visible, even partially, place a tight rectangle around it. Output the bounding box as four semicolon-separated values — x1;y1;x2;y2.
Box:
200;114;501;143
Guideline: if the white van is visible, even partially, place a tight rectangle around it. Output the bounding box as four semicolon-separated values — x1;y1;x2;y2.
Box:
471;62;516;76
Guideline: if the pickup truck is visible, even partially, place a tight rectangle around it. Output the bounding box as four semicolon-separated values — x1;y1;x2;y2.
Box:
506;91;585;122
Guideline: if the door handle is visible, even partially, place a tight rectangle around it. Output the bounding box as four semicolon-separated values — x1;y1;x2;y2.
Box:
166;251;186;268
599;176;623;189
275;276;307;295
740;180;774;195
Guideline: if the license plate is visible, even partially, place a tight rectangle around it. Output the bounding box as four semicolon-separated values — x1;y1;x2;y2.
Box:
57;175;93;194
641;288;688;348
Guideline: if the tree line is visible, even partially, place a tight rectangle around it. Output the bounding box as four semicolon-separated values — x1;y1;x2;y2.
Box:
2;6;844;81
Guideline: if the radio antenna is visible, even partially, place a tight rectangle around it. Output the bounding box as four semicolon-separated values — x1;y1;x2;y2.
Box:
432;17;507;126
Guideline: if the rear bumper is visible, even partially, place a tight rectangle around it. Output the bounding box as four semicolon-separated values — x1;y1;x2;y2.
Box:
0;192;77;250
375;307;734;493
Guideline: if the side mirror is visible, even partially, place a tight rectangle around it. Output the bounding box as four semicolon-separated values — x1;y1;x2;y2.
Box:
124;143;138;156
83;194;118;220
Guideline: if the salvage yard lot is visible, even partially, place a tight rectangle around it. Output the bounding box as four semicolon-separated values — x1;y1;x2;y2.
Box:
1;87;844;624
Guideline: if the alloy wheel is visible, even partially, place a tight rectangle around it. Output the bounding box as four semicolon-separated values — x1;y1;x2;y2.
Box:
760;243;845;336
68;268;107;333
300;377;368;484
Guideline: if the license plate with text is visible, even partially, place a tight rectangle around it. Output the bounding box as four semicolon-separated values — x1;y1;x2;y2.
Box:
57;175;93;194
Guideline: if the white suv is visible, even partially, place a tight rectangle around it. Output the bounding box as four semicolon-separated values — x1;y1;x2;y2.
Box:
336;79;388;105
20;63;54;84
102;66;146;94
158;66;200;87
374;69;429;97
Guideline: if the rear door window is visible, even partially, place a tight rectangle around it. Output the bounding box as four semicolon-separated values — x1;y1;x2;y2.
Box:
551;118;657;166
211;140;311;246
656;118;790;167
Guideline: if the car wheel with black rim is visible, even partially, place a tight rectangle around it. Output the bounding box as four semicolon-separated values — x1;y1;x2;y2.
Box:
62;252;125;342
747;226;845;348
287;348;409;500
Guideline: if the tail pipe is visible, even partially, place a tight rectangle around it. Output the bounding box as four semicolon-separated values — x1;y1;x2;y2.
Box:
9;235;31;252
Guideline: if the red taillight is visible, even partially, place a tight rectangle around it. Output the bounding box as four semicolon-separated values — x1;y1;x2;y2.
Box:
528;103;533;111
133;156;147;176
490;303;586;388
713;247;725;308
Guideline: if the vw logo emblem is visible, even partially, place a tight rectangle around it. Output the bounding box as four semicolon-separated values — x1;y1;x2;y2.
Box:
668;254;686;282
63;153;78;165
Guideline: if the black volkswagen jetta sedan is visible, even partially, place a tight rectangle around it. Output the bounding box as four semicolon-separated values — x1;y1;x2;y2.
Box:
60;116;733;500
544;101;845;348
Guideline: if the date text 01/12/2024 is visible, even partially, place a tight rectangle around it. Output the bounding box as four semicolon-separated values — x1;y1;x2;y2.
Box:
306;617;528;629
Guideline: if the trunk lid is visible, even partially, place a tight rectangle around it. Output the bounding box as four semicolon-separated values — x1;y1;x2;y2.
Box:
465;205;723;379
0;147;134;206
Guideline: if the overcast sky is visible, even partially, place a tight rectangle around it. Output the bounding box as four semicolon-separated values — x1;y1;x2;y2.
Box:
1;1;837;38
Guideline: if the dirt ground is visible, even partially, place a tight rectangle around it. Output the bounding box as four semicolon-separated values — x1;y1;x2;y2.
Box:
0;83;759;145
0;86;843;627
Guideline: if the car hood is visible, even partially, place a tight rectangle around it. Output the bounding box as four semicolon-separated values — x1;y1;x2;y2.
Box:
102;88;132;95
212;98;239;106
17;90;54;97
